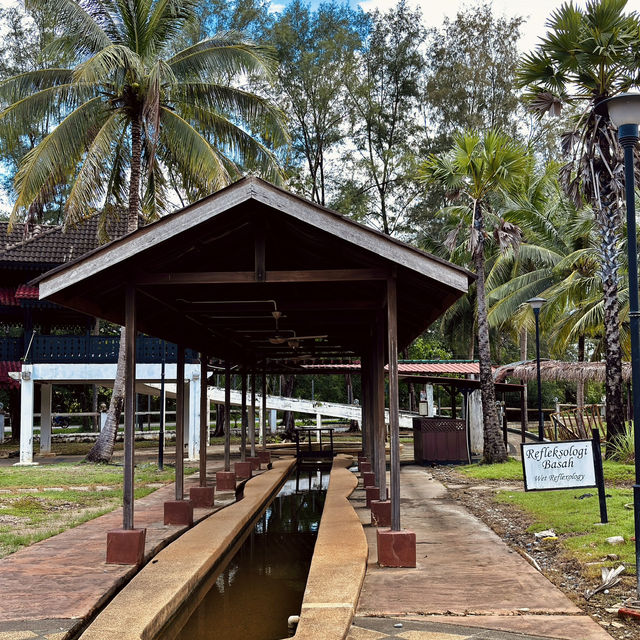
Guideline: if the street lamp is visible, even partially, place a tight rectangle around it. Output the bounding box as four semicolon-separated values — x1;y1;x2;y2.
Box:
528;296;546;442
604;92;640;597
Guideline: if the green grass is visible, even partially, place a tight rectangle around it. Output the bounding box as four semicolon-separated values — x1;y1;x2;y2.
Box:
0;461;182;489
496;487;634;575
455;457;636;577
0;462;191;558
459;458;524;481
458;457;634;486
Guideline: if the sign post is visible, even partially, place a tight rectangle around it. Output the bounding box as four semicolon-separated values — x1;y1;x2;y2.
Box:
521;430;607;524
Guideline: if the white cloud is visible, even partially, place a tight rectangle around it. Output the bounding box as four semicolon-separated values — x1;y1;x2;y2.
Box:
269;3;286;13
355;0;622;54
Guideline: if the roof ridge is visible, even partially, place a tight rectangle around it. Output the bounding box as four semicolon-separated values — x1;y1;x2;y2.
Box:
4;222;63;251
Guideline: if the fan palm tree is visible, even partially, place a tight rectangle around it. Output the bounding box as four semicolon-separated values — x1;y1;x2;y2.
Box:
1;0;289;462
516;0;640;443
419;130;529;463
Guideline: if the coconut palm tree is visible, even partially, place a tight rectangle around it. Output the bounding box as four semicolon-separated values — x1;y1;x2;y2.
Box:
419;130;529;463
1;0;289;462
516;0;640;443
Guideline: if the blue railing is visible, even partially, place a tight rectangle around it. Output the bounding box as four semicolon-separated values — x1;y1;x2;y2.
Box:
1;335;198;363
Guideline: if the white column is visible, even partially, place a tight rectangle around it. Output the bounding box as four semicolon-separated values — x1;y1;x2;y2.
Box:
40;383;52;454
0;414;4;443
258;407;263;445
182;381;190;459
425;384;435;417
16;366;37;466
316;413;322;442
469;389;484;456
269;409;277;434
188;371;200;461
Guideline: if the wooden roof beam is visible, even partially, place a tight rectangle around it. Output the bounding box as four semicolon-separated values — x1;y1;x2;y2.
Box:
135;268;390;285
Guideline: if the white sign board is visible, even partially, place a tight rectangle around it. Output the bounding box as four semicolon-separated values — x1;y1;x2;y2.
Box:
521;440;596;491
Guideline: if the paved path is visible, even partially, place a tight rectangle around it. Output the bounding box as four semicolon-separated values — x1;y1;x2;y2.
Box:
350;466;613;640
0;461;236;640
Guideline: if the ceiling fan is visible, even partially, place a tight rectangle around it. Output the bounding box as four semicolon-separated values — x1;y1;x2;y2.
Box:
268;332;328;347
266;310;327;347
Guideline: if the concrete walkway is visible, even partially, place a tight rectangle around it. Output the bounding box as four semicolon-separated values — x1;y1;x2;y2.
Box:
350;466;613;640
0;460;237;640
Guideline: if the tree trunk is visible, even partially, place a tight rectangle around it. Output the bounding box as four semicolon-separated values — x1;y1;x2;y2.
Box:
474;208;507;463
85;116;142;463
213;404;225;437
595;194;625;452
85;327;126;462
281;375;296;439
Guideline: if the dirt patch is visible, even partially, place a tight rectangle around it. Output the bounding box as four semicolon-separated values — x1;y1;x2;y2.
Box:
429;465;639;640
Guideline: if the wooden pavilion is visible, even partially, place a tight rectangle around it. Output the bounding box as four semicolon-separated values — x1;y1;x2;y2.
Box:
35;177;473;565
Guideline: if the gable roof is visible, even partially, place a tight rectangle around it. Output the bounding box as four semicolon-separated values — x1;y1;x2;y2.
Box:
37;177;474;366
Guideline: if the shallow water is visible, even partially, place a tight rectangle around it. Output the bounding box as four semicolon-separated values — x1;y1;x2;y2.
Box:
172;468;328;640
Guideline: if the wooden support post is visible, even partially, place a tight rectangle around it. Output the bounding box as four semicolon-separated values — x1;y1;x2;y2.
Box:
361;351;370;460
520;386;527;444
123;285;136;530
199;355;208;487
175;346;185;501
241;370;247;462
224;362;231;472
249;374;256;457
374;311;387;503
261;372;267;450
387;278;401;531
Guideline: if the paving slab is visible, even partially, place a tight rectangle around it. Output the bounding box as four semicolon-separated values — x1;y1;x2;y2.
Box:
0;461;235;638
353;466;612;640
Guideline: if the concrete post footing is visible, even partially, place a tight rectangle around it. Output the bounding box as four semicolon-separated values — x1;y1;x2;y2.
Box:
246;456;261;470
377;528;416;568
370;499;391;527
362;471;376;487
215;471;236;491
189;486;215;508
106;528;146;565
163;500;194;526
359;461;371;473
257;450;271;464
234;461;253;479
365;485;380;508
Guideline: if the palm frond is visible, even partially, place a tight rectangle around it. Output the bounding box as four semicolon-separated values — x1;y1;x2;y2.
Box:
159;106;232;194
11;97;109;227
172;82;289;148
64;111;126;228
74;45;144;84
169;33;278;81
24;0;111;54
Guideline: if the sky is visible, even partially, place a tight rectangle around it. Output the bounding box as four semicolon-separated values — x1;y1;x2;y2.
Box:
2;0;640;52
292;0;640;54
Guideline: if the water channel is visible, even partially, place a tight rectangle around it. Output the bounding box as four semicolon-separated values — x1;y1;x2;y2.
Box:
169;467;329;640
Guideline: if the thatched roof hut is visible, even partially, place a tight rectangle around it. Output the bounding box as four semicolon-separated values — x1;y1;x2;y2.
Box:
493;359;632;384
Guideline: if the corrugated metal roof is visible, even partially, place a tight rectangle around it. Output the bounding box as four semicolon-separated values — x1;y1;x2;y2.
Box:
301;362;481;374
398;362;480;374
15;285;39;299
0;288;19;306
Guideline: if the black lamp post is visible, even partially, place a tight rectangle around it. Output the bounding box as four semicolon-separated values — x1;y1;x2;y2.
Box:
604;92;640;596
528;296;546;441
